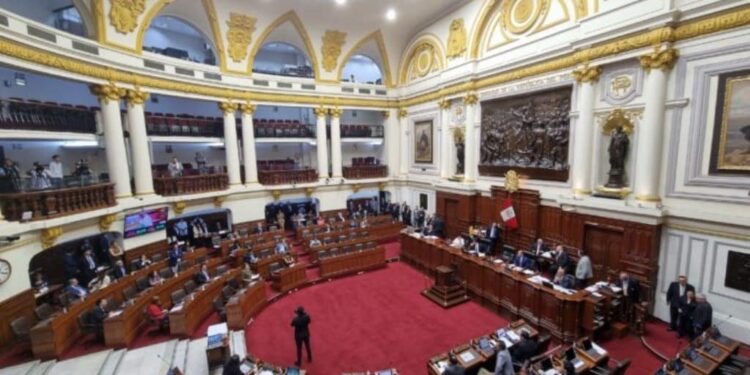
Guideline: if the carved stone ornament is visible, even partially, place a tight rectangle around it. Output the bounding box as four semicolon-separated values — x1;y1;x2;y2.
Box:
125;87;149;106
352;184;361;193
464;92;479;106
382;110;390;119
99;213;117;232
305;187;315;197
504;170;520;193
41;227;63;249
321;30;347;72
572;64;602;83
601;108;635;136
109;0;146;34
314;106;328;118
397;108;408;119
329;107;343;118
213;195;226;207
639;46;678;72
173;201;187;215
446;18;467;59
226;12;257;63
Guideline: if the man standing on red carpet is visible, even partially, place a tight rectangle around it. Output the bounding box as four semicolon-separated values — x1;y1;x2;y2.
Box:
291;306;312;366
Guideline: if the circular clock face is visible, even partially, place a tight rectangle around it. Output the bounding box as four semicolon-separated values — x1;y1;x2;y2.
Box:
0;259;10;284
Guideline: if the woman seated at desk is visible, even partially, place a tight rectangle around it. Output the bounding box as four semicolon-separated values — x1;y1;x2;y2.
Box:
88;273;112;291
242;263;260;285
147;296;169;329
149;270;164;286
553;267;575;289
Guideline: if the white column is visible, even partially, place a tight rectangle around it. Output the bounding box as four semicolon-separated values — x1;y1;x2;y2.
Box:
634;47;677;203
219;102;241;186
570;65;602;195
125;88;154;196
398;108;409;176
239;103;258;184
438;100;452;178
383;109;399;177
463;93;479;182
314;107;329;179
90;83;131;198
330;107;343;178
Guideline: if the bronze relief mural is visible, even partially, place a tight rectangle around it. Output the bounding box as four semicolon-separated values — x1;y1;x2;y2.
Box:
479;87;572;181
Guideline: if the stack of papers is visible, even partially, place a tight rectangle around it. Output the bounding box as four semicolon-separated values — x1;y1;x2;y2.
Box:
523;269;535;275
459;351;476;362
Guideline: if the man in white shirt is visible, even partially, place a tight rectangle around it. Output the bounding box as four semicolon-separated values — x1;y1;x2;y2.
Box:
168;157;184;177
48;155;63;189
450;236;465;249
575;249;593;288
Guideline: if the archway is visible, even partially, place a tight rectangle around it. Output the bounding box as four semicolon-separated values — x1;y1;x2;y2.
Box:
143;15;217;65
341;54;383;85
253;42;313;78
0;1;92;37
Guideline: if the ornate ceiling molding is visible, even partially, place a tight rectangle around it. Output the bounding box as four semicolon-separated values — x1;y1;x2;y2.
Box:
321;30;347;72
398;33;446;85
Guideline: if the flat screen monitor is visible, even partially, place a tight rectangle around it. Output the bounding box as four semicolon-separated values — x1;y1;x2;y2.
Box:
582;338;593;350
479;338;491;350
124;207;168;238
565;347;576;361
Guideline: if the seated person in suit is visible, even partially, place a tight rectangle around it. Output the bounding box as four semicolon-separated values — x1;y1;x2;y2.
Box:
229;241;241;257
92;298;109;340
512;250;533;269
254;222;264;234
88;273;112;291
275;239;289;254
511;331;538;365
550;245;569;276
244;251;258;264
309;237;322;247
113;260;128;279
242;263;259;284
529;238;549;256
147;296;169;327
450;235;465;249
149;270;164;286
553;267;575;289
135;254;152;270
442;354;465;375
196;264;211;285
33;272;49;290
66;278;88;300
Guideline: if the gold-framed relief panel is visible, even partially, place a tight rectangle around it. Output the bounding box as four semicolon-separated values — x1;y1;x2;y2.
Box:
710;69;750;174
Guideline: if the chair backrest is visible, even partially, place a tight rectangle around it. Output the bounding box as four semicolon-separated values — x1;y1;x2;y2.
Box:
196;256;206;264
366;241;376;249
317;250;328;259
268;262;282;274
171;289;186;305
77;310;92;329
123;285;137;300
129;259;141;271
159;267;174;279
151;253;164;263
10;316;30;339
35;303;55;321
222;285;235;300
179;260;192;272
213;296;224;312
355;243;364;251
106;296;121;311
216;265;229;275
136;276;150;291
227;278;240;290
184;280;197;294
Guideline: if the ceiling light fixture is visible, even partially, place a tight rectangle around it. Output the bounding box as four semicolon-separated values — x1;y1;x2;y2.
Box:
385;8;397;21
335;0;347;5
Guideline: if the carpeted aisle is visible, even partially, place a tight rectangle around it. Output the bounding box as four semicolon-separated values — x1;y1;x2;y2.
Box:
245;262;508;374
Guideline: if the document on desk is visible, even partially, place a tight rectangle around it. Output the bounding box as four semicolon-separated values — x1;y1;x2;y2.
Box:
170;303;183;313
506;330;520;341
459;351;476;362
207;322;228;336
592;342;607;356
543;370;561;375
523;269;535;275
436;360;448;372
609;285;622;293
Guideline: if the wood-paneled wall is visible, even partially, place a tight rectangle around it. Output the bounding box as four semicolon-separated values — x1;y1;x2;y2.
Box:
0;289;35;351
435;192;476;239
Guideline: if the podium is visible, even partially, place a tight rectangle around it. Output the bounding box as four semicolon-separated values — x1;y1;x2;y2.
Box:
422;265;469;308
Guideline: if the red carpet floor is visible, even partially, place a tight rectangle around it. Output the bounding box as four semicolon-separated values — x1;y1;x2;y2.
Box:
245;262;508;374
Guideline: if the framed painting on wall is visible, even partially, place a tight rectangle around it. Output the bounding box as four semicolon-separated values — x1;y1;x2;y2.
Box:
709;69;750;175
414;120;433;164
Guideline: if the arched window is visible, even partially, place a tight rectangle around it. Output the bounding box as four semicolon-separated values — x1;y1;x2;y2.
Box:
342;54;383;85
143;16;217;65
253;42;313;78
0;1;88;37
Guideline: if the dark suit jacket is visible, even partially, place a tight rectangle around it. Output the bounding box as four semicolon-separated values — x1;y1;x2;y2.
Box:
442;364;465;375
555;251;570;270
291;313;311;339
91;306;107;329
693;302;713;331
529;243;549;254
666;282;695;306
513;255;532;269
616;278;641;303
114;267;128;279
196;271;211;285
512;339;539;363
168;250;181;267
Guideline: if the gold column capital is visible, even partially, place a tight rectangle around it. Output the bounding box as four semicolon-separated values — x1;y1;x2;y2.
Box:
463;92;479;106
640;46;679;72
90;82;126;103
382;110;391;119
438;99;451;110
239;103;257;115
99;213;117;232
218;101;238;114
314;106;329;118
572;64;602;83
41;226;63;249
329;107;343;118
397;108;408;119
125;87;150;106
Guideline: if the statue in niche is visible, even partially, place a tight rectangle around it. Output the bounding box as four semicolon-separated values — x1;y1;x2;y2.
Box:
453;127;465;175
606;126;630;188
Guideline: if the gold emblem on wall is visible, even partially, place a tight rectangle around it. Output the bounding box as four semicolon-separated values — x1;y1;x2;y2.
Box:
213;195;226;207
504;170;520;193
639;46;679;72
446;19;467;59
226;12;256;63
602;108;635;135
321;30;347;72
271;190;282;201
99;214;117;232
109;0;146;34
305;187;315;197
174;201;187;215
41;227;63;249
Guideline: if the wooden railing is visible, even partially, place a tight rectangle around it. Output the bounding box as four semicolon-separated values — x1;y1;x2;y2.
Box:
153;173;228;196
0;183;115;221
343;165;387;179
258;169;317;185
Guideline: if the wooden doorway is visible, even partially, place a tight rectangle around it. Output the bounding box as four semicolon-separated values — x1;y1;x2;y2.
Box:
583;224;624;281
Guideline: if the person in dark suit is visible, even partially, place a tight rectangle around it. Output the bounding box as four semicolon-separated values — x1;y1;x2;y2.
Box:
553;267;575;289
487;222;501;253
666;275;695;332
64;250;79;280
80;249;98;285
692;294;713;339
431;216;445;237
291;306;312;366
222;355;243;375
549;245;569;276
196;264;211;285
66;278;88;301
168;243;182;273
91;298;108;341
512;250;533;269
678;290;696;338
511;330;538;364
616;271;640;322
442;354;465;375
529;238;549;256
112;260;128;280
254;222;264;234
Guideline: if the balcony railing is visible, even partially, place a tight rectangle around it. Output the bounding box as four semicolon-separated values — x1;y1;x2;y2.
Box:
0;99;97;133
341;124;384;138
255;121;315;138
343;165;388;180
145;113;223;138
0;182;115;221
153;173;228;196
258;169;317;185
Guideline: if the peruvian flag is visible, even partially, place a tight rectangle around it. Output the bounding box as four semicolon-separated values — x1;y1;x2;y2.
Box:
500;198;518;229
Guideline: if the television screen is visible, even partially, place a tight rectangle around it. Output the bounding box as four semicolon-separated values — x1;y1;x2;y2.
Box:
124;207;168;238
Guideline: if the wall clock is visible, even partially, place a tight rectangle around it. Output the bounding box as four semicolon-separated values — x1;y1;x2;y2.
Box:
0;259;11;285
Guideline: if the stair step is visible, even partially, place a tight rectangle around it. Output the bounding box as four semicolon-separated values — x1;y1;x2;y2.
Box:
0;360;39;375
162;339;179;368
98;349;126;375
171;340;190;373
26;360;55;375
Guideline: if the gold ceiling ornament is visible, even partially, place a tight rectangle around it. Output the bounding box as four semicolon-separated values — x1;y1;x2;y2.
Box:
99;213;117;232
571;64;602;83
397;108;408;119
89;81;126;103
401;36;445;84
271;190;282;201
239;103;256;115
226;12;256;63
313;106;329;118
304;187;315;197
639;46;678;72
109;0;146;34
501;0;551;35
504;170;520;193
125;86;149;106
321;30;347;72
437;99;451;110
218;101;238;114
602;108;635;135
40;227;63;249
463;92;479;106
173;201;187;215
452;127;465;143
329;107;343;118
213;195;226;207
446;18;467;59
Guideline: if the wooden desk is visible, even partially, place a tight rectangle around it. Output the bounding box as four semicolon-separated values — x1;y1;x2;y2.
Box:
169;269;240;336
271;264;307;293
318;246;386;278
250;253;288;278
226;281;267;330
682;349;720;375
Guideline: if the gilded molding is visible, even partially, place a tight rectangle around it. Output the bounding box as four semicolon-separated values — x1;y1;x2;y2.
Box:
226;12;256;63
218;101;238;114
109;0;146;34
239;103;257;115
602;108;635;135
304;187;315;197
437;99;451;110
329;107;343;118
125;86;149;106
382;110;390;119
202;0;229;72
397;108;408;119
399;34;445;84
173;201;187;215
635;195;661;203
446;19;467;59
505;170;520;193
352;184;361;193
213;195;226;207
40;227;63;249
99;213;117;232
463;92;478;106
90;82;126;103
571;64;602;83
639;46;679;72
321;30;347;72
314;106;329;118
246;11;321;79
271;190;282;201
573;188;592;195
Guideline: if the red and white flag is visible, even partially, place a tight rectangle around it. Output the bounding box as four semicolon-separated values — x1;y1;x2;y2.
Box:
500;198;518;229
